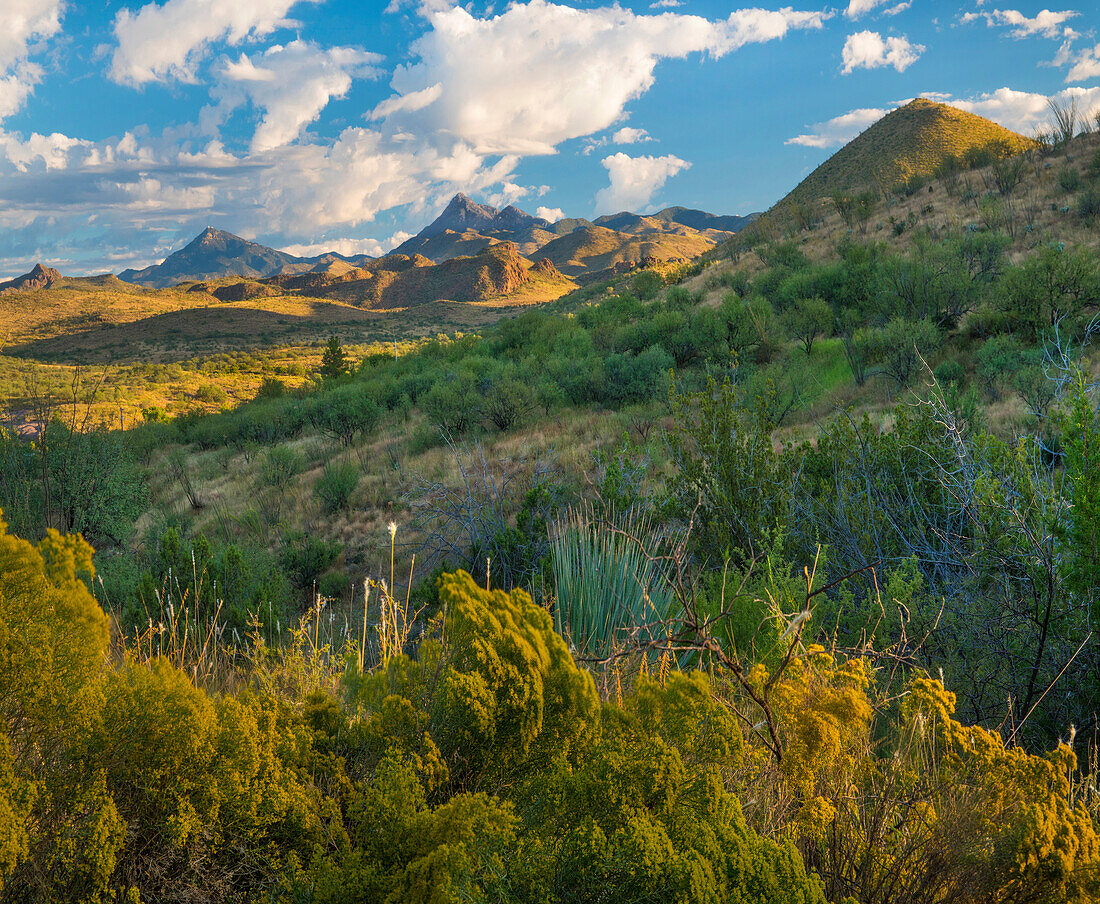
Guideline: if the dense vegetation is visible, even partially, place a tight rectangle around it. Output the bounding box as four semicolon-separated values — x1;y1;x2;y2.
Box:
6;127;1100;901
1;519;1097;902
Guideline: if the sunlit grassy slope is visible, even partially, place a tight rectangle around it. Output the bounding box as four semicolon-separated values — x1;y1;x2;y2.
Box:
779;98;1034;209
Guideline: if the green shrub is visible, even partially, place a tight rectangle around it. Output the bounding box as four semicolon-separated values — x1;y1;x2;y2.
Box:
964;144;995;169
873;317;941;386
195;383;228;404
934;358;965;387
260;445;304;491
0;422;146;547
631;270;661;301
315;460;359;513
422;374;481;434
255;377;286;399
1078;189;1100;226
306;386;380;447
781;296;833;354
317;569;350;601
601;346;673;406
975;335;1028;394
482;376;535;431
280;532;342;589
1058;166;1083;193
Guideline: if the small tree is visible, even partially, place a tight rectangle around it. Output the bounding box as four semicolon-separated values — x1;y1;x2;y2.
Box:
319;336;348;379
854;190;877;235
999;244;1099;339
631;270;661;302
874;317;941;387
782;296;832;354
831;193;857;230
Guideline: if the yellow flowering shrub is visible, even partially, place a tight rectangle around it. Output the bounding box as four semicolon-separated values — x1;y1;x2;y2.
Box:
757;645;874;801
902;676;1100;903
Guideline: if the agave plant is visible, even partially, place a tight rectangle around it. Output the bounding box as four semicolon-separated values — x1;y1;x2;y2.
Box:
550;508;679;659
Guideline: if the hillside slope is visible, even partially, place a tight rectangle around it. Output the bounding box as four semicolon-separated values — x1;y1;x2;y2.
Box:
308;242;576;308
537;226;712;282
779;98;1033;208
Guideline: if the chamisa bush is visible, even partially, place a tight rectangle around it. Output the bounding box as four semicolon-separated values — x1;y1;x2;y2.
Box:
1;512;1098;902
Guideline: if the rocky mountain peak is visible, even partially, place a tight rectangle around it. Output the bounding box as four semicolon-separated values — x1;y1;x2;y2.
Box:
422;193;499;238
0;263;62;292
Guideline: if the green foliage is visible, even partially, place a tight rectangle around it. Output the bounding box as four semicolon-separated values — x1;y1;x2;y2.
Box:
97;525;293;631
998;244;1099;340
195;383;228;404
313;572;825;904
319;335;348;379
315;459;359;513
1057;372;1100;618
255;376;286;399
550;509;679;658
483;376;535;431
602;346;673;406
0;421;146;547
781;295;833;354
872;317;941;386
667;376;791;567
1058;166;1083;193
630;269;661;301
0;499;1097;902
280;531;343;590
838;315;875;387
0;517;107;766
260;444;304;491
317;568;350;601
1078;188;1100;226
306;384;381;447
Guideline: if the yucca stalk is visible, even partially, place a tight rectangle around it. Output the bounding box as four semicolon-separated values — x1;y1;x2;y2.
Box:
550;508;679;660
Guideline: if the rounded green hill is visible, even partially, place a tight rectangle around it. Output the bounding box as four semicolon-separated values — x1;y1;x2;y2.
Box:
780;97;1034;208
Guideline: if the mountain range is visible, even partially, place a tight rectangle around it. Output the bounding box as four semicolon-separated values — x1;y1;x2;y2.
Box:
116;194;754;291
6;99;1035;317
0;98;1063;362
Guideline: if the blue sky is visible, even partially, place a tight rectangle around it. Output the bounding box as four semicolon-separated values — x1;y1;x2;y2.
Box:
0;0;1097;276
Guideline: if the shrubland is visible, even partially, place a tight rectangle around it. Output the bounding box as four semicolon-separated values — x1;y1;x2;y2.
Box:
5;124;1100;901
1;519;1098;902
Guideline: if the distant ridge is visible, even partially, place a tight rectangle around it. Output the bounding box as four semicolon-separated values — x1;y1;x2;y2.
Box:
594;208;755;234
119;197;755;290
779;97;1034;208
118;228;376;288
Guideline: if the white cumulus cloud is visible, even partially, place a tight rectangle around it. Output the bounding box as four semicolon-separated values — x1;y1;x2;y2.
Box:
1066;44;1100;83
786;106;887;147
279;236;400;258
594;152;690;215
0;0;63;120
110;0;321;86
206;41;382;153
960;8;1078;40
845;0;904;19
841;30;924;73
612;127;653;144
950;85;1100;135
536;206;564;222
0;1;836;273
372;0;828;155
